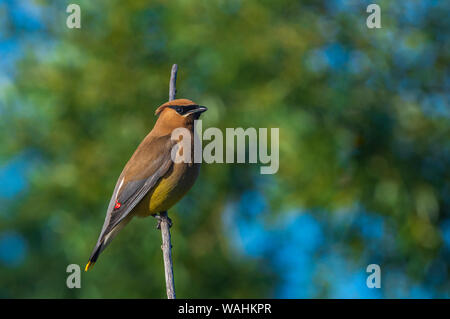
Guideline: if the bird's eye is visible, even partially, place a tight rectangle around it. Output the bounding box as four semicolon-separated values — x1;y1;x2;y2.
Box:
176;107;183;114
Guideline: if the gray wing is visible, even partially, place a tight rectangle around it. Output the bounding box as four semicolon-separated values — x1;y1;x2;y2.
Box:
88;135;177;263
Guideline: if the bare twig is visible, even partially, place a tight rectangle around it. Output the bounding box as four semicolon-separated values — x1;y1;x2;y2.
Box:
159;64;178;299
159;211;175;299
169;64;178;101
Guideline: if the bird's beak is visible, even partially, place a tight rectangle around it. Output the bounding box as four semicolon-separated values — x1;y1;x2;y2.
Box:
185;105;208;116
191;105;208;114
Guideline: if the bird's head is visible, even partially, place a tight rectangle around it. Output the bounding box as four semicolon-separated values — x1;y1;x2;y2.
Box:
154;99;207;131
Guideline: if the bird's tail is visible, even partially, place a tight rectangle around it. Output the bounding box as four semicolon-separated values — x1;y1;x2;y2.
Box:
85;260;95;271
85;214;133;271
85;241;104;271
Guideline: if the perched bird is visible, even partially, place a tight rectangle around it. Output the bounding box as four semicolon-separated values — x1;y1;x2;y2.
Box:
85;99;207;271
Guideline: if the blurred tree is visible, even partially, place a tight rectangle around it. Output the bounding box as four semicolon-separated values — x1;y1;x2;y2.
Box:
0;0;448;298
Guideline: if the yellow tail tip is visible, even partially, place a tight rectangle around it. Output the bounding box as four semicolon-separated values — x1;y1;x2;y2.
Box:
85;261;95;272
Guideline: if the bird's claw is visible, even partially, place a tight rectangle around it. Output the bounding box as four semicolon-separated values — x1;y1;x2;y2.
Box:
152;214;173;230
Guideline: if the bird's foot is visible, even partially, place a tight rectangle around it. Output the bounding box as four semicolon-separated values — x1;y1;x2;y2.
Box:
152;213;173;230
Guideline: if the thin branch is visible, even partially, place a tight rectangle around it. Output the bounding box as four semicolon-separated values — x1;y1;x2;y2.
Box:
159;211;175;299
169;64;178;101
158;63;178;299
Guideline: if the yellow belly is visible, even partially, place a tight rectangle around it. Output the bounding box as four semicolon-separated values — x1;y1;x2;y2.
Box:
133;162;200;217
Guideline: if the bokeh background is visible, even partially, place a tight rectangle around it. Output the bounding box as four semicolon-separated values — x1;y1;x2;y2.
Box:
0;0;449;298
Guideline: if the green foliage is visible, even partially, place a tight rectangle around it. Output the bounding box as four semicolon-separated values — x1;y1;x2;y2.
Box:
0;0;448;297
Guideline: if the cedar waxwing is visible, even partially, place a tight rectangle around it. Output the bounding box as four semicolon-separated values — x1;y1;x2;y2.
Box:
85;99;207;271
